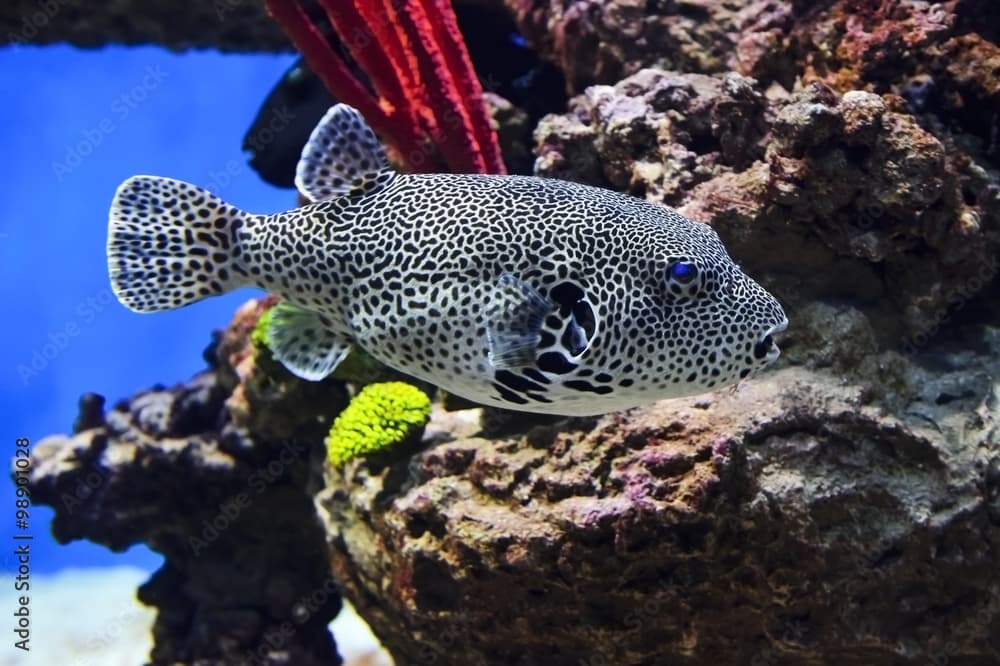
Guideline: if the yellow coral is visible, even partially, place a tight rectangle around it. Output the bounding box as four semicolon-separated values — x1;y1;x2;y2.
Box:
325;382;431;466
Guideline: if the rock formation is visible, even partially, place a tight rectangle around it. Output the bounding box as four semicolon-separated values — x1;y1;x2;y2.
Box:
20;0;1000;664
317;311;1000;664
28;301;347;665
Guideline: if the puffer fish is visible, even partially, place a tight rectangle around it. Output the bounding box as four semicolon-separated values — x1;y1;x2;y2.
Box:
108;104;787;416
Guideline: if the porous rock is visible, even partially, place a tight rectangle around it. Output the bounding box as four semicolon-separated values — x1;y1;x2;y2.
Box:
318;328;1000;664
507;0;1000;135
534;67;999;344
27;299;347;666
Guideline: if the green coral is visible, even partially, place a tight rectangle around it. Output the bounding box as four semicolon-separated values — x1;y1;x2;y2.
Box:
325;382;431;466
251;306;274;352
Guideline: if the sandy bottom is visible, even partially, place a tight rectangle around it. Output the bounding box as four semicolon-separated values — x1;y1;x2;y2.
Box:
0;566;391;666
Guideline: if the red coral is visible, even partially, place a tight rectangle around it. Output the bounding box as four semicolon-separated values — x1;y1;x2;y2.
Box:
265;0;506;175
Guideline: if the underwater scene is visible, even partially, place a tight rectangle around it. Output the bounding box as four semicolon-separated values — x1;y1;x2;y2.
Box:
2;0;999;664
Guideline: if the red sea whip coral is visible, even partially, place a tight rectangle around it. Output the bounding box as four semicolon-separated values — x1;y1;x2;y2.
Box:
265;0;506;174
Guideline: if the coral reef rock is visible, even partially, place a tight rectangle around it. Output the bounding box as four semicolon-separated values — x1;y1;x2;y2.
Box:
23;2;1000;665
1;0;289;51
507;0;1000;119
318;324;1000;665
534;66;999;344
27;300;348;666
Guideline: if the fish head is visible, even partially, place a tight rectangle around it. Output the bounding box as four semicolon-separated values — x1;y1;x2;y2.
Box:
639;220;788;392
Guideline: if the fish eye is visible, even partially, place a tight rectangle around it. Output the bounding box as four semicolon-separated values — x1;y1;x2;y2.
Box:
668;261;698;284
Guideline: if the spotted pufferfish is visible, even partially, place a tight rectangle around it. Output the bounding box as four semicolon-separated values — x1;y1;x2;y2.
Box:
108;104;787;416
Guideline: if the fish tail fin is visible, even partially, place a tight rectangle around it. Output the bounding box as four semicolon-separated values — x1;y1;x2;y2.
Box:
107;175;250;313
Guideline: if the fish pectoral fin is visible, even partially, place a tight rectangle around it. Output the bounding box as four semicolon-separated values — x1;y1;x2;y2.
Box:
486;274;553;369
267;302;351;381
294;104;396;202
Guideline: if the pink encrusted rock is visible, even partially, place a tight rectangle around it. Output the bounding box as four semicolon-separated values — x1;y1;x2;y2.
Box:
839;90;887;142
533;68;998;344
318;354;1000;664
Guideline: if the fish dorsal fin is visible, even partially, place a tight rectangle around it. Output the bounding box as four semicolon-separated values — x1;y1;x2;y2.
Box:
486;274;554;369
268;302;352;380
294;104;396;202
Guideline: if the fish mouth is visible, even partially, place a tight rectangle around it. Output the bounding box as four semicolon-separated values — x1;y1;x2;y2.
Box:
753;318;788;363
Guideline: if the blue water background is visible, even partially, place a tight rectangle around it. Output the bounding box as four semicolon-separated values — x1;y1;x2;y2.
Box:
0;45;297;574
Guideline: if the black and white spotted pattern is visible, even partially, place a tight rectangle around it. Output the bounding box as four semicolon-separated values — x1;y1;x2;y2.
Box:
294;105;395;200
108;176;249;312
107;104;788;416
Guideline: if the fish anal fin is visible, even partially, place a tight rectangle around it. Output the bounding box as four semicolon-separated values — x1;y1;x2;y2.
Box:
268;302;351;380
